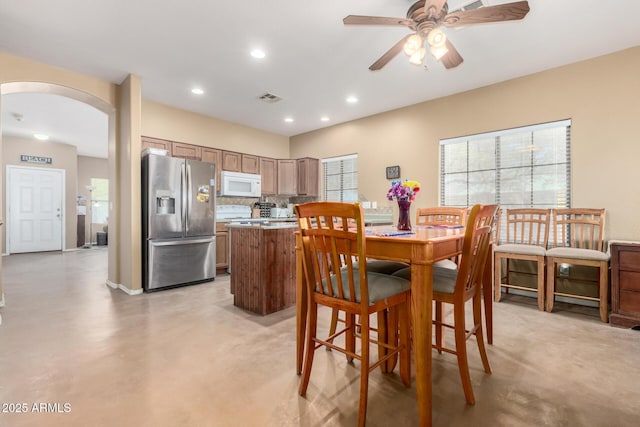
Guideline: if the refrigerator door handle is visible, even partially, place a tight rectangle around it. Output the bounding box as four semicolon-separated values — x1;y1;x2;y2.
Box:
186;163;192;234
150;236;215;247
181;162;187;234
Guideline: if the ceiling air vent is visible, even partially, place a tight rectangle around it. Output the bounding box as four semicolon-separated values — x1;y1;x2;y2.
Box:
449;0;484;14
258;92;282;103
463;0;484;11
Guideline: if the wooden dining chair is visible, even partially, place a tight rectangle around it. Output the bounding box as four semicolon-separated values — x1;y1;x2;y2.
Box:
416;206;468;269
393;204;499;404
295;202;412;426
494;208;551;311
415;206;468;227
329;207;467;349
546;208;610;322
415;205;497;344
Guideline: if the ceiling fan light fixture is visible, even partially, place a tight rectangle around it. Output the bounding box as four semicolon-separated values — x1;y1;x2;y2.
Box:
426;28;447;48
409;48;426;65
403;34;423;56
430;45;449;60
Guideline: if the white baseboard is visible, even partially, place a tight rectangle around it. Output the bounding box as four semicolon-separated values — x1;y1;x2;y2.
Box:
106;280;142;295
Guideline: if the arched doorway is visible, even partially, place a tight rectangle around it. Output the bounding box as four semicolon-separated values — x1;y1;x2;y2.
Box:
1;82;117;292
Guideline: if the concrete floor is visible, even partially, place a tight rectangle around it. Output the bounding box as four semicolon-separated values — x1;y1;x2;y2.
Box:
0;249;638;426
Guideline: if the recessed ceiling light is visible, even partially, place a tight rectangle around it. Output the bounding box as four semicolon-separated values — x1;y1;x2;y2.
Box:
346;96;358;104
251;49;266;59
191;88;205;95
34;133;49;141
320;116;330;122
284;117;294;123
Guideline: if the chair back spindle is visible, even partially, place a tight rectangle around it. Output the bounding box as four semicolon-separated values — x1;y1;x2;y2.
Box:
550;208;605;251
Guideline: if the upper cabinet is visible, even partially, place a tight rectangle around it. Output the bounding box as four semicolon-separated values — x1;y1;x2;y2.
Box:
222;151;260;174
141;136;319;198
260;157;277;195
277;159;297;195
297;157;319;196
222;151;241;172
201;147;221;165
141;137;202;160
172;142;202;160
242;154;260;174
141;136;171;152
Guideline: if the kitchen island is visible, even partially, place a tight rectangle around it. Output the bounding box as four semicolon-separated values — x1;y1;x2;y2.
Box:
228;221;297;315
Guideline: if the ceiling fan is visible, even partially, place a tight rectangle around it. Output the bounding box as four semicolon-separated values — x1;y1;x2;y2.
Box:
343;0;530;70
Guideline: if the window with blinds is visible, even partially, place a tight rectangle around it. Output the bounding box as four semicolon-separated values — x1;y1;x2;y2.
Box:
440;120;571;239
322;154;358;202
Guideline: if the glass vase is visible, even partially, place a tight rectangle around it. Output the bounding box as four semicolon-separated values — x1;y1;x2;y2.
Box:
397;200;412;231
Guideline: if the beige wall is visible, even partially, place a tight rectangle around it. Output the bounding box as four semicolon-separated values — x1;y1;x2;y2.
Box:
142;100;290;158
290;46;640;241
2;136;78;252
0;52;117;107
77;156;109;244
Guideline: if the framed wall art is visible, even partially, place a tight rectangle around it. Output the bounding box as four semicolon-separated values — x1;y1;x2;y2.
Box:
386;165;400;180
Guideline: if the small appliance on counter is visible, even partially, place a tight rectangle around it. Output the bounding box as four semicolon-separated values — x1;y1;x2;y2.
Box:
255;202;275;218
270;207;290;218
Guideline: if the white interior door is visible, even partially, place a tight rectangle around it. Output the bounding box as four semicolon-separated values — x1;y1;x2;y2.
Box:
8;166;64;253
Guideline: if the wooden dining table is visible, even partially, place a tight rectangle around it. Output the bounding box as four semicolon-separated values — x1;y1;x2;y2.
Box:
295;225;470;427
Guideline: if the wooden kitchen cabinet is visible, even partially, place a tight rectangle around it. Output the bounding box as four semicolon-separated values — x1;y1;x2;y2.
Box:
277;159;297;195
229;225;296;315
202;148;222;193
222;151;241;172
610;242;640;328
172;141;202;160
260;157;277;195
141;136;171;152
297;157;319;196
242;154;260;174
202;147;221;165
216;222;229;272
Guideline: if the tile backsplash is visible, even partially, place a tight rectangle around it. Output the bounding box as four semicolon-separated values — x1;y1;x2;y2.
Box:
217;195;317;208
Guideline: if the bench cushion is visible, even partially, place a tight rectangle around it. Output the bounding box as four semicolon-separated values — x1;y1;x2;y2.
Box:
495;244;545;256
546;247;610;262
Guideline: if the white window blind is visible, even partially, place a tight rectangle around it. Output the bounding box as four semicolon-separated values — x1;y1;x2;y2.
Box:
440;120;571;240
322;154;358;202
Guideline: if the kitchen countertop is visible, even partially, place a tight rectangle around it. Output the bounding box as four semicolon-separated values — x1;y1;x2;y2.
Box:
226;221;298;229
219;215;392;226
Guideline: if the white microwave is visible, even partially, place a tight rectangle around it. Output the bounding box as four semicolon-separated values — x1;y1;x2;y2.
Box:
220;171;261;197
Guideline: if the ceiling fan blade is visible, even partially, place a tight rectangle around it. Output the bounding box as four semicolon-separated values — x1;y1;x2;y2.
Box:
343;15;413;27
440;39;464;69
441;0;530;28
423;0;448;19
369;34;412;71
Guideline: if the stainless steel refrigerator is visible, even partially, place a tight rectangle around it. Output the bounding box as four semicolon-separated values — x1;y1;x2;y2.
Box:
142;153;216;291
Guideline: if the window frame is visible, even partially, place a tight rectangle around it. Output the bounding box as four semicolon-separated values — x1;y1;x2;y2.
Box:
440;120;571;240
321;154;358;202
